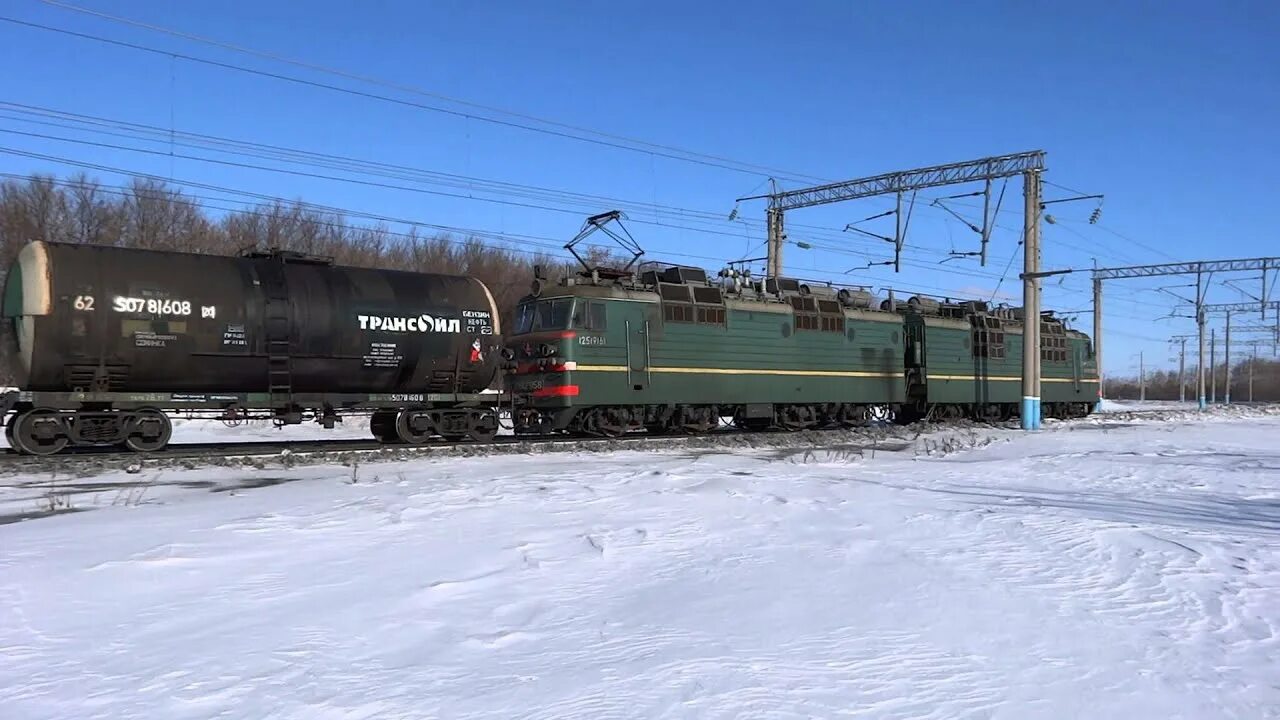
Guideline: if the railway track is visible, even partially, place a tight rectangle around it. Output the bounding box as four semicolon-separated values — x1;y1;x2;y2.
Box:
0;425;814;475
1;403;1271;477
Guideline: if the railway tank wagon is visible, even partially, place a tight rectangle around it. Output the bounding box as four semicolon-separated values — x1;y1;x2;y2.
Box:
900;298;1098;422
505;263;906;437
1;241;503;454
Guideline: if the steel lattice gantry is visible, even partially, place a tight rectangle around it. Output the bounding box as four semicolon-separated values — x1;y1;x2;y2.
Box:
1090;257;1280;411
739;150;1047;278
1093;257;1279;280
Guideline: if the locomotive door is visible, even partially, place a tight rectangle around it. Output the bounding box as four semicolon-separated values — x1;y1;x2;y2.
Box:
1072;343;1083;392
622;306;649;391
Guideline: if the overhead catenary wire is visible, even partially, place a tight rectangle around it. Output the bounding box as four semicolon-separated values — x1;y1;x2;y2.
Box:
1;142;1179;318
2;15;1166;272
0;105;966;261
0;13;825;185
35;0;835;185
0;126;1028;281
0;151;1092;307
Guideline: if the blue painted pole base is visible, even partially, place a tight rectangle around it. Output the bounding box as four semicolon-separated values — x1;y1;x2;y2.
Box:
1198;395;1207;411
1021;397;1038;430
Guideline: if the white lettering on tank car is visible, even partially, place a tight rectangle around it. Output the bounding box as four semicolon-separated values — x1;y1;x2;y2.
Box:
201;306;217;319
73;295;95;311
112;296;193;317
357;313;462;333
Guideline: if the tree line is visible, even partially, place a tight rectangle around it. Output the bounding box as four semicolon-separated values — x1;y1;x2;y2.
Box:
1104;356;1280;402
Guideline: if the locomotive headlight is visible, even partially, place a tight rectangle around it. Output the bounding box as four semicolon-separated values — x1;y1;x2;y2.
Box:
539;343;556;357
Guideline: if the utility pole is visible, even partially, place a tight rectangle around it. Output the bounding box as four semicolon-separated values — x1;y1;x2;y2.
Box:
765;204;784;280
1178;340;1185;403
1173;337;1188;402
1210;327;1217;404
1250;344;1256;402
1093;276;1103;411
1198;275;1207;410
1225;311;1232;404
1091;257;1280;412
1139;351;1146;401
1022;169;1042;430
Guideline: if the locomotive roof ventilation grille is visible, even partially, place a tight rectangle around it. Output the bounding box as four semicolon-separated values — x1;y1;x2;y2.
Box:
659;265;708;285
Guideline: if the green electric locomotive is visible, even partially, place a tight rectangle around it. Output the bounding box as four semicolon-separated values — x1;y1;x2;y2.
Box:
504;212;1097;435
899;298;1099;423
505;265;905;436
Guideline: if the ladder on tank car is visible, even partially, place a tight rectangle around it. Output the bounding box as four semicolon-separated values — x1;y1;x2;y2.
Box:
255;254;296;417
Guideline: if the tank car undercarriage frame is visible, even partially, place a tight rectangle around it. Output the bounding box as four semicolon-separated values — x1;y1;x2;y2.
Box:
0;390;505;456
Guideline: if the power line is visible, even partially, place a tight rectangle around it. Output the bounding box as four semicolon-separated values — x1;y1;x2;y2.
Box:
2;14;1157;273
0;153;1082;306
1;13;823;184
0;123;1006;274
0;156;803;272
0;103;954;258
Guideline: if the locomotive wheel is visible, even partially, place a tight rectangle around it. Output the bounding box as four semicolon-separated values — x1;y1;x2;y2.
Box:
838;404;870;428
12;409;70;456
123;409;172;453
467;410;499;443
5;412;16;450
395;411;434;445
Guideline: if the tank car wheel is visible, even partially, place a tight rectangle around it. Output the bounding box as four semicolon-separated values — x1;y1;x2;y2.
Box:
370;411;401;444
467;411;500;443
123;409;172;453
395;411;434;445
12;409;70;456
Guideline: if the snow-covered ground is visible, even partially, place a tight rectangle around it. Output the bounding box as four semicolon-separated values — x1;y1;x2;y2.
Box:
2;411;1279;718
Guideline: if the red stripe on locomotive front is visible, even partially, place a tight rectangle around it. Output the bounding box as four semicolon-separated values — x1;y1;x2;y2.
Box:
530;385;580;398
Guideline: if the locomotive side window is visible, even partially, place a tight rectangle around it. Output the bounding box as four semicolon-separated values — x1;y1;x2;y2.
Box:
572;301;607;330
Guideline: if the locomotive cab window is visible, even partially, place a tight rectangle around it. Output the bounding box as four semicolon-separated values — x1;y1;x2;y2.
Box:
572;301;607;331
515;298;573;334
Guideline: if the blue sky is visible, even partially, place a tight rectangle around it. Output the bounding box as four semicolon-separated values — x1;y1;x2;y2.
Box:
2;0;1278;376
